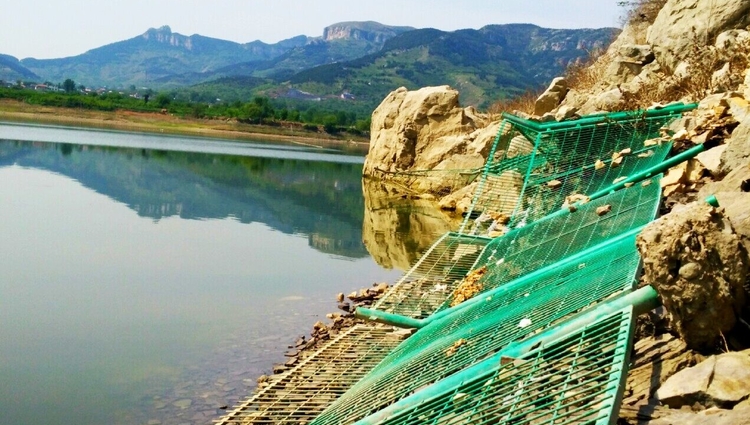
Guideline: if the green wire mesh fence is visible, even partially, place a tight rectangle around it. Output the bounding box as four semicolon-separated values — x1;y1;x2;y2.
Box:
370;104;693;320
217;325;408;425
371;176;661;320
310;230;641;425
218;106;696;425
355;307;636;425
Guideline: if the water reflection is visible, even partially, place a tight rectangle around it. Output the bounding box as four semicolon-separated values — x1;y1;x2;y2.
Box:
361;178;460;270
0;131;402;425
0;139;367;258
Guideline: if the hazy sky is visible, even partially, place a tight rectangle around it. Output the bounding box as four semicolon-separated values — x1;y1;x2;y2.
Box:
1;1;623;60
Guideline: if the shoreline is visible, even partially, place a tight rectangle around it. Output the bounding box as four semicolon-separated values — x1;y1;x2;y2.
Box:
0;100;370;153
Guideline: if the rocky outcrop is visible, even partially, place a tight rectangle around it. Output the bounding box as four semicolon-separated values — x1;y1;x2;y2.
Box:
534;77;568;116
322;21;413;44
364;86;491;177
719;114;750;174
637;203;749;351
647;0;750;73
656;349;750;408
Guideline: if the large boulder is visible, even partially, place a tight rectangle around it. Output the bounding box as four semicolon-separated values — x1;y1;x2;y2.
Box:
647;0;750;72
363;86;489;177
699;160;750;253
636;202;749;351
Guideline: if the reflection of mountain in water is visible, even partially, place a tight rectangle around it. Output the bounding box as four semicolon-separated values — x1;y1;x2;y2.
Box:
0;140;368;258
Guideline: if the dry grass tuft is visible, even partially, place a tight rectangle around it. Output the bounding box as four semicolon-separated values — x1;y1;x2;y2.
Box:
564;48;614;94
487;90;541;116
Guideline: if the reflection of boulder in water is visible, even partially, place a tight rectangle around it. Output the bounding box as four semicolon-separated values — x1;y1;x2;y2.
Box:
362;178;461;271
309;233;368;258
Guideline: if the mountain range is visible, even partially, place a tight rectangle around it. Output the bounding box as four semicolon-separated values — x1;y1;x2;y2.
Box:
1;21;618;109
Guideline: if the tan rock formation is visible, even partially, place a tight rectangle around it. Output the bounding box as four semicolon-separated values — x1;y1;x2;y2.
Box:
647;0;750;73
656;349;750;408
363;86;490;177
636;203;749;351
534;77;568;116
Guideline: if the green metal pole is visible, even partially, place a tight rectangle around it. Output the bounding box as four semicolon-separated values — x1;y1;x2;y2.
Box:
501;103;697;132
355;307;424;328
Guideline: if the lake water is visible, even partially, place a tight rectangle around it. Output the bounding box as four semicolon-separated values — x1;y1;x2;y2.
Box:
0;123;407;425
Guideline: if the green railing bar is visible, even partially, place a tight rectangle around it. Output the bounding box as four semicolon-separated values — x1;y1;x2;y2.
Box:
501;103;697;132
354;286;657;425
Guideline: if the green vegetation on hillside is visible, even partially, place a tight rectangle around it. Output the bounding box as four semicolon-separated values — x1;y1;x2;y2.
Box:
0;86;371;136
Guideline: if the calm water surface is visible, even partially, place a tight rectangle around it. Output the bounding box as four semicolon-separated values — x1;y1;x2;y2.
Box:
0;123;404;425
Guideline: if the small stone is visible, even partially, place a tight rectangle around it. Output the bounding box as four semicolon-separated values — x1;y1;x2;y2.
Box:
336;292;344;303
642;180;652;187
595;159;606;170
337;302;351;312
644;138;660;147
375;282;389;293
620;148;633;156
596;205;612;216
347;291;358;300
613;176;628;184
624;182;634;187
547;179;563;189
313;321;326;330
611;156;624;168
272;364;288;374
638;150;655;158
488;230;505;238
672;128;689;141
518;318;532;328
173;399;193;409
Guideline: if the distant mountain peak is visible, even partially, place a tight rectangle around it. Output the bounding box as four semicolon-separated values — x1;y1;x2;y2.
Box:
147;25;172;34
322;21;414;43
142;25;193;49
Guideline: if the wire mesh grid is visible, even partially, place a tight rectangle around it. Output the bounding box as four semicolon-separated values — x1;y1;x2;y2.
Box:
462;111;676;234
372;177;660;320
371;232;492;319
217;324;407;425
371;107;685;320
309;238;639;425
361;307;635;425
439;176;661;310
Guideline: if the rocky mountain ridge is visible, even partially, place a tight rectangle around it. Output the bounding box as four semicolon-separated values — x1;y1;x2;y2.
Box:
1;21;617;110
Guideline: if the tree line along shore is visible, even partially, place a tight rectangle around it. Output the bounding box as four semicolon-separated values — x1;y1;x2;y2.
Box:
0;84;372;148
